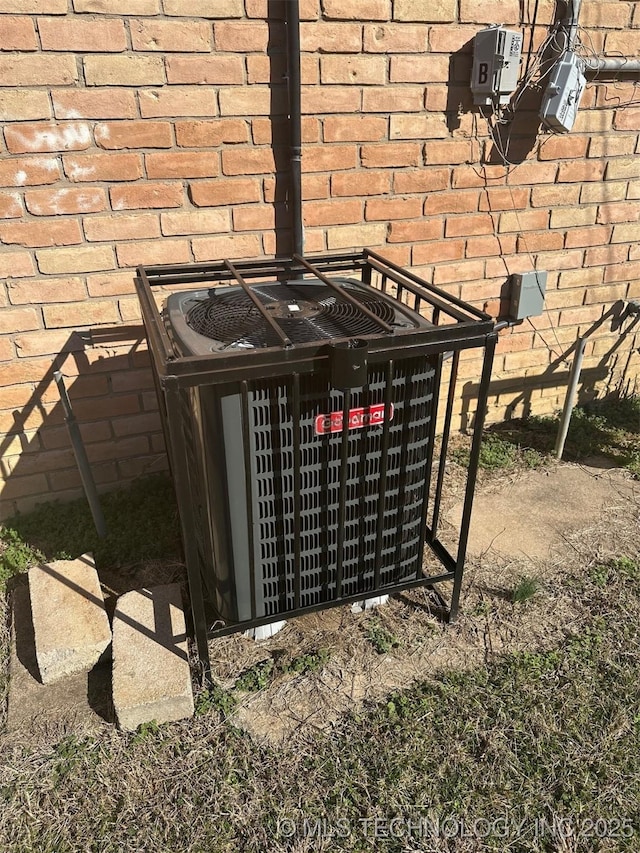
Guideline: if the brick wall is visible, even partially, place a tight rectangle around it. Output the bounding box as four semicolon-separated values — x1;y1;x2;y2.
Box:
1;0;639;516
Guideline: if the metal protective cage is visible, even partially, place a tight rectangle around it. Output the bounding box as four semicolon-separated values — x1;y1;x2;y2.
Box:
135;250;497;677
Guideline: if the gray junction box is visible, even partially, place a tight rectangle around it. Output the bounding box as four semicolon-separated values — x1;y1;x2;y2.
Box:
509;270;547;320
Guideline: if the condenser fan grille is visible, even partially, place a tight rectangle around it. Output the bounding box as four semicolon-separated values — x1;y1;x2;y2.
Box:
185;282;399;348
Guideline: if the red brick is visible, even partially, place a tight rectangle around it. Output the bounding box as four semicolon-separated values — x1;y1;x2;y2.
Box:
221;148;275;176
331;170;391;197
0;474;49;501
362;87;423;112
302;199;362;226
52;89;137;120
161;209;229;235
550;206;597;228
364;24;428;52
163;0;242;15
597;203;640;225
589;135;637;157
43;299;119;329
86;271;136;297
0;250;35;278
390;55;449;82
320;55;385;85
245;53;318;86
364;197;421;221
557;267;606;289
85;213;161;242
581;1;632;27
84;55;164;86
584;244;629;267
323;115;386;142
390;114;448;140
0;157;60;187
0;219;82;248
394;168;450;193
110;183;183;210
300;174;330;200
214;21;269;51
176;119;248;147
459;0;519;23
530;185;581;207
413;238;465;265
611;222;640;243
219;87;277;117
564;225;613;249
25;187;107;216
300;22;362;52
94;121;173;150
325;223;386;250
1;16;38;50
505;161;558;185
606;157;640;180
8;277;86;304
424;190;478;215
301;85;361;114
424;140;478;165
39;17;126;51
538;136;588;160
557;161;606;183
516;231;564;253
613;108;640;131
165;55;243;84
559;305;605;326
434;259;484;285
0;307;39;334
63;153;143;183
445;214;495;237
498;209;549;232
303;145;358;172
393;0;455;21
361;143;421;168
116;239;191;268
232;205;277;231
12;329;84;358
0;90;51;121
0;191;22;219
485;254;538;278
189;178;261;207
131;19;212;52
580;182;627;204
75;0;159;10
323;0;389;20
584;284;629;305
428;25;477;52
192;234;261;261
4;122;91;154
388;219;442;243
145;151;218;179
139;88;217;118
36;246;115;275
0;55;77;86
478;187;529;211
466;235;516;258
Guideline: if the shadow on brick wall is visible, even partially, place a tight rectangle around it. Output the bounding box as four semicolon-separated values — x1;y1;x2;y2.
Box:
0;324;168;519
459;302;640;434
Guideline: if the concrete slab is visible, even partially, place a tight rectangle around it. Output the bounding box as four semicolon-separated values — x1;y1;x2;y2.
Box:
28;554;111;684
112;584;194;731
447;464;635;559
7;582;112;732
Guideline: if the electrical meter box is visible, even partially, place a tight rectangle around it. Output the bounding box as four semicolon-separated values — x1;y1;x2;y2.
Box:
471;26;523;106
540;52;586;133
509;271;547;321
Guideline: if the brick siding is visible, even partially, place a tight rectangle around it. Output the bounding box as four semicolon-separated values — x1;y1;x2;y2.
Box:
0;0;639;515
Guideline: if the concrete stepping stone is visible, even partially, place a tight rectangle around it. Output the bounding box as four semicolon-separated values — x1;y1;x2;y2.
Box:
28;554;111;685
112;583;194;731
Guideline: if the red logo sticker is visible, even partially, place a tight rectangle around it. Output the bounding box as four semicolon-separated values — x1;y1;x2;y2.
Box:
314;402;394;436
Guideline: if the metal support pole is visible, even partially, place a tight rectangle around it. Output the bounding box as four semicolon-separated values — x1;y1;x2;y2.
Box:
555;336;587;460
54;370;107;538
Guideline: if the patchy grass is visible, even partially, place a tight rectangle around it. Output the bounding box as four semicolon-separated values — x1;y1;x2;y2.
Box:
511;575;541;604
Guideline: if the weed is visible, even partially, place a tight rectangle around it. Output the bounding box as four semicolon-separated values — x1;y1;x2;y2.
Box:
282;648;330;676
195;685;237;718
365;618;400;654
0;527;44;592
235;658;274;692
131;720;161;744
511;575;540;603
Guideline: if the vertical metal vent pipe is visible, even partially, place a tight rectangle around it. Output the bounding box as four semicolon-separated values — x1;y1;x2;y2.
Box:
285;0;304;255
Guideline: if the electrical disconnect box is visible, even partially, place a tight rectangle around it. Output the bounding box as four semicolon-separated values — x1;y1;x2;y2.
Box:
509;271;547;321
471;26;523;106
540;52;586;133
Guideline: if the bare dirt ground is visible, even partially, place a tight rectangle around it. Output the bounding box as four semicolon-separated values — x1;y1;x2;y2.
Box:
5;458;639;747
